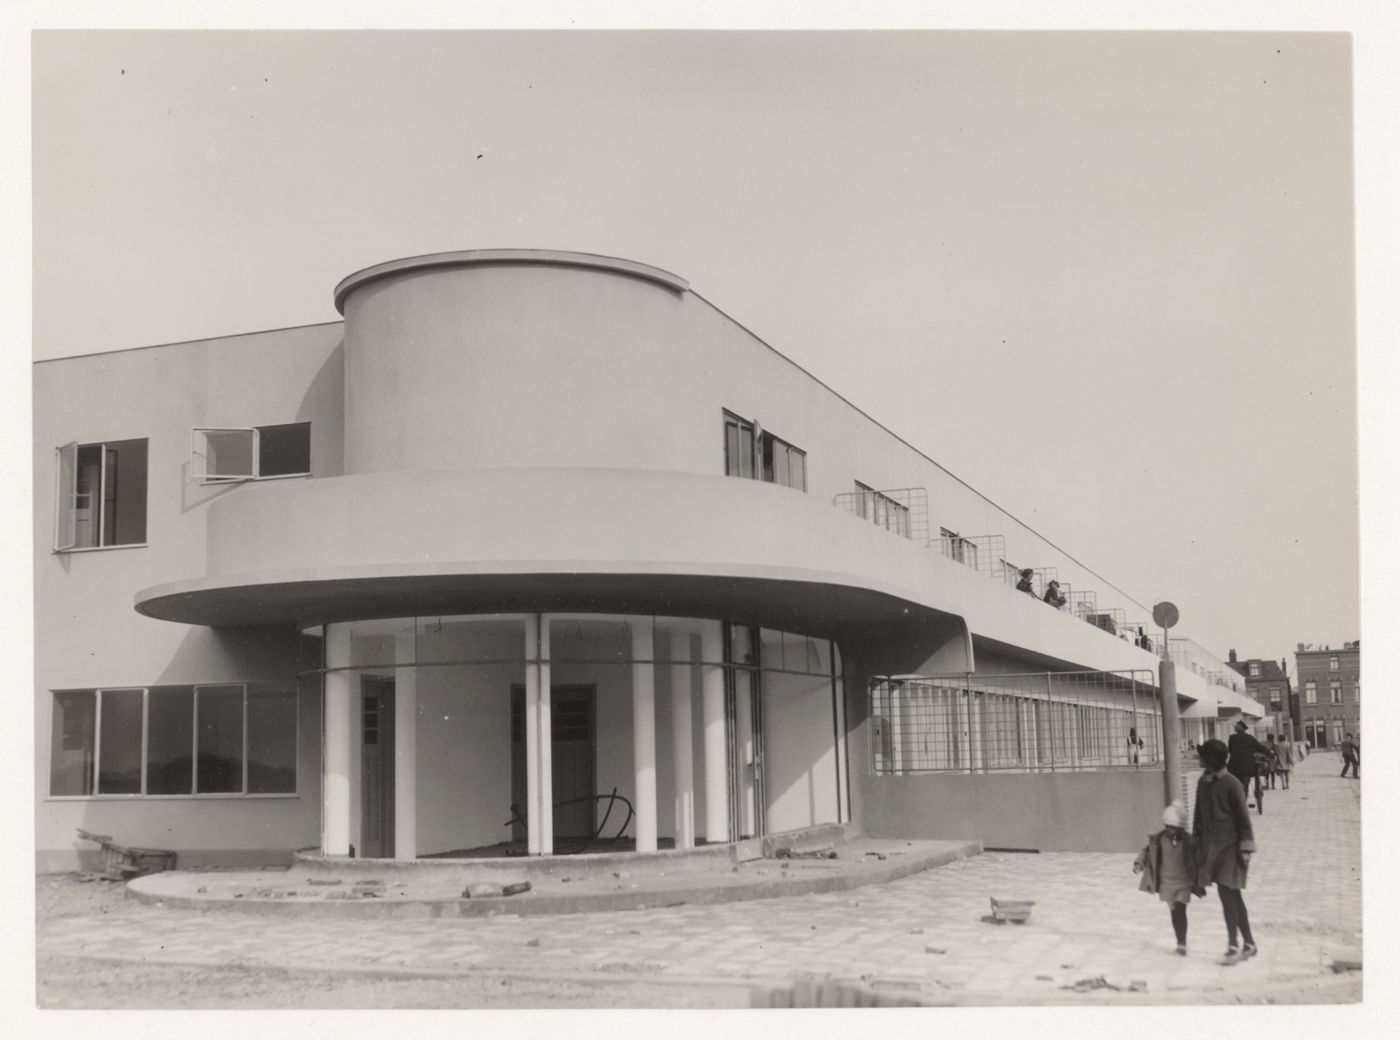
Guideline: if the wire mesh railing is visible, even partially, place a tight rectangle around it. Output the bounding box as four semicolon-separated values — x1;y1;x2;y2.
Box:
870;670;1161;775
1168;638;1246;695
833;487;929;544
934;532;1007;579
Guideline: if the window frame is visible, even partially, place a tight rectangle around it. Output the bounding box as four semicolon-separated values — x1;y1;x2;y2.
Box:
1304;681;1317;705
191;422;312;484
1329;656;1340;671
722;410;806;492
47;684;299;800
857;481;911;536
1329;681;1343;705
53;438;149;552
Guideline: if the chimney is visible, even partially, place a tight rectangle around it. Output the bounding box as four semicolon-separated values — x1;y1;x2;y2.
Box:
1297;643;1306;653
1228;649;1237;664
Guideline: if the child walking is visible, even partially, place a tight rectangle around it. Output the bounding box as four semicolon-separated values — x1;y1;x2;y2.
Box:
1134;800;1201;955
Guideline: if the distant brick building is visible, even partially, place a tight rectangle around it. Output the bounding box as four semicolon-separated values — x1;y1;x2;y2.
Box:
1227;651;1295;739
1294;642;1361;749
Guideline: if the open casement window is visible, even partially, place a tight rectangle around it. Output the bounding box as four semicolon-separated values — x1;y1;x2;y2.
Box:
724;410;806;492
53;439;148;551
192;422;310;482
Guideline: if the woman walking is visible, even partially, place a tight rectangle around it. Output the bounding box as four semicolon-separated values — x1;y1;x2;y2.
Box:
1193;738;1259;962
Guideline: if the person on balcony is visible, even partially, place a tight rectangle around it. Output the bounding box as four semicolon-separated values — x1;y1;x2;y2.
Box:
1043;580;1067;608
1016;569;1036;596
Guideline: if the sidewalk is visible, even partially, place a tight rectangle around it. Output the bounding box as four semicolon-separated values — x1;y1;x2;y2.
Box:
36;752;1361;1007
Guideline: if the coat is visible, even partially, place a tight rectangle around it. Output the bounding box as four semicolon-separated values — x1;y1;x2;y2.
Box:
1275;741;1294;769
1134;827;1202;904
1227;730;1268;780
1193;769;1257;889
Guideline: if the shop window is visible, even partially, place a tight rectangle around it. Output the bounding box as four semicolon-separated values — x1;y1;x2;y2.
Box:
54;439;148;550
49;685;297;797
723;410;806;491
192;422;310;482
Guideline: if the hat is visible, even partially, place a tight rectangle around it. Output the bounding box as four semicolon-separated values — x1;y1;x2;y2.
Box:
1161;801;1186;829
1234;720;1248;731
1020;568;1033;578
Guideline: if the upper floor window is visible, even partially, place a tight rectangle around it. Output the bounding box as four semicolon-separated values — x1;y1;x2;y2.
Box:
1355;683;1360;704
855;481;911;537
1248;662;1260;677
1304;681;1317;705
1329;655;1340;671
940;527;978;568
723;411;806;491
1269;687;1281;711
54;439;148;551
1329;681;1342;704
193;422;311;482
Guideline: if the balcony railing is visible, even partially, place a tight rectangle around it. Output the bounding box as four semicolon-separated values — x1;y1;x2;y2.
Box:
935;532;1008;580
871;670;1161;774
1168;637;1246;695
833;487;929;544
831;487;1174;654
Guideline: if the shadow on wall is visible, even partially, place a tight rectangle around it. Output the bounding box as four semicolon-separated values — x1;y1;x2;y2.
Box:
298;337;345;477
153;624;306;686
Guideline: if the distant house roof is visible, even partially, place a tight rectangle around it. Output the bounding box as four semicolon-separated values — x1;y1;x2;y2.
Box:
1228;658;1290;684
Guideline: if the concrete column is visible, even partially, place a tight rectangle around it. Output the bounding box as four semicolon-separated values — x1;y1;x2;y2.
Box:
631;618;658;853
539;616;553;856
393;629;417;861
670;627;695;850
701;620;729;844
323;624;353;856
734;661;755;836
524;614;541;855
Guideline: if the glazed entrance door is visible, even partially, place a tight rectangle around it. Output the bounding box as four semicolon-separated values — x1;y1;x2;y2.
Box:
510;685;597;843
360;679;395;858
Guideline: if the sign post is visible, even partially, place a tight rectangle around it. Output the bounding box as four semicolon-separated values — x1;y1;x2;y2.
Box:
1153;601;1183;807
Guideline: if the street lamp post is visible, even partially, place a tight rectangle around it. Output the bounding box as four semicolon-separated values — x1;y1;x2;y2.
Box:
1153;601;1182;807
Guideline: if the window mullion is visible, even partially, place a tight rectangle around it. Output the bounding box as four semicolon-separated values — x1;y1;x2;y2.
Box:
192;687;200;794
93;689;104;795
251;428;262;479
140;688;149;795
96;443;109;547
242;685;250;794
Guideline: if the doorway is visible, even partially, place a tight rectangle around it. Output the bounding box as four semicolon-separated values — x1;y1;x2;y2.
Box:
360;678;395;858
510;685;597;842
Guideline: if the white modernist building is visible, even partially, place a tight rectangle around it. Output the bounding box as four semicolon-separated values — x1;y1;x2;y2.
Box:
34;249;1264;870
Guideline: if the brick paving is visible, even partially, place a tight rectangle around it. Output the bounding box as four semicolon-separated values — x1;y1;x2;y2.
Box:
37;752;1361;1006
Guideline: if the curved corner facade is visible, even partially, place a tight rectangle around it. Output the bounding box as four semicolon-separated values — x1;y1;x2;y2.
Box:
34;249;1263;871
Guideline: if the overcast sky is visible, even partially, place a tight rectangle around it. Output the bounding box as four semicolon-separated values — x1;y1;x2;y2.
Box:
29;28;1358;667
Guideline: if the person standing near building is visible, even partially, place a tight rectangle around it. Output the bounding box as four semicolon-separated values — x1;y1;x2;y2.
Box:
1263;734;1280;790
1016;569;1036;596
1227;720;1268;814
1193;738;1259;963
1274;734;1293;790
1340;734;1360;779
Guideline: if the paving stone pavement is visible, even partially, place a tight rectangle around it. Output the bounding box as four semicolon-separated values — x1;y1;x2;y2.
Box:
37;752;1361;1006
